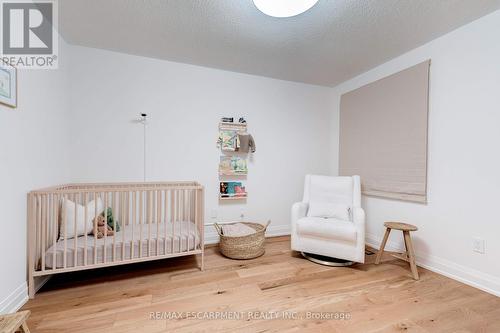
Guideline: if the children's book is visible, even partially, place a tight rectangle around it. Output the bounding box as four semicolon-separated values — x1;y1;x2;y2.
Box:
219;156;248;175
220;182;247;198
217;130;238;151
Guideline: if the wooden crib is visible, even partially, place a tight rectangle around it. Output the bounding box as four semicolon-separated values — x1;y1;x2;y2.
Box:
27;182;204;298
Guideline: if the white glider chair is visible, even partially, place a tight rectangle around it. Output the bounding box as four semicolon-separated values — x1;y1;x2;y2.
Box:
291;175;365;264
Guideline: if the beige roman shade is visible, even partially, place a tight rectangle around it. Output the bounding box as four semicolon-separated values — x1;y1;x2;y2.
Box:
339;60;430;203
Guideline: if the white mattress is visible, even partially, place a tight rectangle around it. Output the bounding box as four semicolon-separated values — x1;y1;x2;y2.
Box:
44;221;200;269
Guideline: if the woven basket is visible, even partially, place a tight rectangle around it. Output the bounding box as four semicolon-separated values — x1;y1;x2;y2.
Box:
214;221;271;259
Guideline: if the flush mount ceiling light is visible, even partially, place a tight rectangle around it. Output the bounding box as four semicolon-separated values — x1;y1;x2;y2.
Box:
253;0;319;18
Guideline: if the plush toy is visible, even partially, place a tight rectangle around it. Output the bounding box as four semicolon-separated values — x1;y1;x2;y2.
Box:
104;207;120;232
92;214;114;239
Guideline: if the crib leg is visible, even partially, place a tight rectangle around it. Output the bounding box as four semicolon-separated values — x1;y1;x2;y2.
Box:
28;274;35;299
198;252;204;271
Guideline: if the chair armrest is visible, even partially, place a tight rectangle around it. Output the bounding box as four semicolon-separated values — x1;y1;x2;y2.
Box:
352;206;366;263
352;207;365;227
291;202;308;224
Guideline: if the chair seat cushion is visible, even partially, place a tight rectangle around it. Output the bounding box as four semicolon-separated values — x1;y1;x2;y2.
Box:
296;217;357;243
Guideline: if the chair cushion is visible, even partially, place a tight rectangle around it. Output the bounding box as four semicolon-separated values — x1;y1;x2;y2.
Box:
296;217;357;243
306;176;354;206
307;202;351;221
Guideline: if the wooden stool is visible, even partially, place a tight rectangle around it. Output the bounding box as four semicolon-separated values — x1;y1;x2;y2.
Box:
0;310;30;333
375;222;419;280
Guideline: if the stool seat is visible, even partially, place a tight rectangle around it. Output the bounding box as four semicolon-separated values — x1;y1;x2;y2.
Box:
384;222;418;231
0;310;30;333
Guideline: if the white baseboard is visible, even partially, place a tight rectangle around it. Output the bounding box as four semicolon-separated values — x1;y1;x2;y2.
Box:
0;282;28;315
0;275;51;315
366;233;500;297
204;223;291;245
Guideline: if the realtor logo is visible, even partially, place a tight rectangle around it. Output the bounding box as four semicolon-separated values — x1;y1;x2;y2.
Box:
1;0;58;68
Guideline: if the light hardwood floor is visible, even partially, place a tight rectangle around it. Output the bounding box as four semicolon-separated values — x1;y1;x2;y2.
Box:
22;236;500;332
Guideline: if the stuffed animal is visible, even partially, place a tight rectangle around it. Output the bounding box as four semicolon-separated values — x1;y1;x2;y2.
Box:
92;214;114;239
103;207;120;232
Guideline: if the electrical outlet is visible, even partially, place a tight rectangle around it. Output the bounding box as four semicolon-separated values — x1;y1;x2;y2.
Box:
473;238;485;254
240;211;245;220
210;210;218;219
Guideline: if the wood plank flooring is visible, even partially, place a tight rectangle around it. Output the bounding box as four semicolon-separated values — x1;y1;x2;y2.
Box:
22;236;500;332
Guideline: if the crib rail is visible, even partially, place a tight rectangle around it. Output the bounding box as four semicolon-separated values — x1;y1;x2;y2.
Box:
27;182;204;298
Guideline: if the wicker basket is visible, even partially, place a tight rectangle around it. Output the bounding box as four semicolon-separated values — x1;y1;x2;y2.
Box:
214;221;271;259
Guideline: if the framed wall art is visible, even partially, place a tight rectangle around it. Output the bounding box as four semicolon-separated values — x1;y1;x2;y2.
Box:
0;60;17;108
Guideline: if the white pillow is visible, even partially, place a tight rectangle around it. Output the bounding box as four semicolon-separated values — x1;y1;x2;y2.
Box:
59;198;103;240
307;202;351;221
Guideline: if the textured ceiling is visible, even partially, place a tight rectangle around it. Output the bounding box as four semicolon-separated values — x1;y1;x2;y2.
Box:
59;0;500;87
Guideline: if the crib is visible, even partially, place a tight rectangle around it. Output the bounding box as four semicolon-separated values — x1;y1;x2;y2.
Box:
27;181;204;298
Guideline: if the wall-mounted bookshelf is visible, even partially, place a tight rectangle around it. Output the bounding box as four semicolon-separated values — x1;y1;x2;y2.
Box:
219;181;246;200
218;122;247;152
219;122;247;131
219;171;247;176
217;120;249;202
219;195;247;201
219;156;248;176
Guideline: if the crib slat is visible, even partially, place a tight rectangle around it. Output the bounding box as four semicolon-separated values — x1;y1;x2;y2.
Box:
171;190;175;254
178;189;181;252
196;190;201;250
180;190;183;252
101;192;106;264
94;192;98;265
119;192;124;261
63;194;68;269
194;190;203;252
156;190;160;256
186;190;189;252
139;190;143;258
151;190;154;256
190;190;193;252
41;195;46;272
52;194;57;271
148;191;152;257
190;190;194;251
112;191;116;262
188;190;191;252
84;192;88;266
199;187;204;269
36;194;40;272
194;189;197;254
74;193;78;267
47;194;51;270
167;190;170;254
131;191;136;260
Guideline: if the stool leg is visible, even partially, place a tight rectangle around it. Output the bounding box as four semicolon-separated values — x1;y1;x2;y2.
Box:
403;231;419;280
21;322;31;333
403;232;409;261
375;228;391;264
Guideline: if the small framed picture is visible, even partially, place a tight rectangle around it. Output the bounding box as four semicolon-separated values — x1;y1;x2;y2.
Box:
0;60;17;108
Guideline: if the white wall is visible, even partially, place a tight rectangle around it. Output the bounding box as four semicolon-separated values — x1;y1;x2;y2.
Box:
331;10;500;295
0;40;71;313
68;46;334;242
